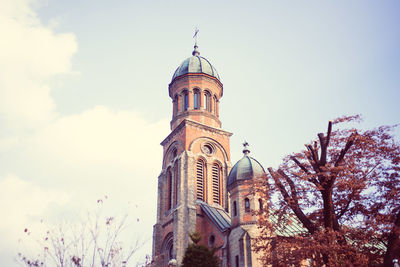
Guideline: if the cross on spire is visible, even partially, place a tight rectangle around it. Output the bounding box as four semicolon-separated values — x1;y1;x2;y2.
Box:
192;27;200;56
193;27;199;45
243;141;250;155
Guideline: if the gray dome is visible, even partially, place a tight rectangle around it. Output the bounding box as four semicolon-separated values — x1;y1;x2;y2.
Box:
227;155;265;187
171;55;220;82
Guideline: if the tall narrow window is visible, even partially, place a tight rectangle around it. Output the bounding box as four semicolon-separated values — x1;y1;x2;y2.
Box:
196;160;205;201
204;91;211;112
166;169;172;211
193;89;200;109
245;198;250;212
213;95;217;115
259;198;263;211
233;201;237;216
235;255;239;267
174;162;178;206
174;95;179;114
212;164;221;204
183;91;189;111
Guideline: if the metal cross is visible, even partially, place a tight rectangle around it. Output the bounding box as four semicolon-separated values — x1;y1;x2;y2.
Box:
193;27;199;45
243;141;249;148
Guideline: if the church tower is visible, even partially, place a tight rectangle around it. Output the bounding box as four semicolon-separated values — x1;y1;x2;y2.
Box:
152;43;232;266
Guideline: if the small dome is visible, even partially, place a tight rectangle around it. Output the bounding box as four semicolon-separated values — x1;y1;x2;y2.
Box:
227;144;265;188
171;46;220;82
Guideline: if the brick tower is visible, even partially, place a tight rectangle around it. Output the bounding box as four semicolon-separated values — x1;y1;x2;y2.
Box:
152;44;232;266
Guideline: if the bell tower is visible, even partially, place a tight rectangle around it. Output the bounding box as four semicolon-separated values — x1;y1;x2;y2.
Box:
152;44;232;266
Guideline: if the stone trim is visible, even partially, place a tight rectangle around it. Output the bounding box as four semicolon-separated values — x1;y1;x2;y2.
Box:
161;119;232;146
170;109;221;128
162;219;174;228
169;73;223;96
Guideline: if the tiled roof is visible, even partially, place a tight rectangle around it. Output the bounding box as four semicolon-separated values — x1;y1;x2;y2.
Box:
200;202;231;232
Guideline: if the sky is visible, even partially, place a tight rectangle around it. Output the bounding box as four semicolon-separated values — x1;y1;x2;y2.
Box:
0;0;399;266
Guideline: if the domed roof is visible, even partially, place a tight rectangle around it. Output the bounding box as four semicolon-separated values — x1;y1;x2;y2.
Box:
171;45;220;82
227;144;266;187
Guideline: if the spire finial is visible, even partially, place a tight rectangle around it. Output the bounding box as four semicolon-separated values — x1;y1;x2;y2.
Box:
243;141;250;156
192;27;200;56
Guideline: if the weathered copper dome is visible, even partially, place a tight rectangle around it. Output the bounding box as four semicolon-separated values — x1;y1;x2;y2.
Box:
227;144;265;188
171;45;220;82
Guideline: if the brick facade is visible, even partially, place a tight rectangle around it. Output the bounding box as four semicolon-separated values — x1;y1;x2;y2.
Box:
152;51;264;267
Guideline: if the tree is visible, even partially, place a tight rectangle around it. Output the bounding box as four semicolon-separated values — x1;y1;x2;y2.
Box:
17;197;143;267
181;232;220;267
254;115;400;266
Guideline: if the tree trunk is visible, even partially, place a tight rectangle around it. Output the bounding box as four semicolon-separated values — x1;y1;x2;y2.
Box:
322;188;335;230
383;210;400;267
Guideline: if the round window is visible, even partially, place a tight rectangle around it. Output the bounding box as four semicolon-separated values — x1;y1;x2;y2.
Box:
201;143;214;156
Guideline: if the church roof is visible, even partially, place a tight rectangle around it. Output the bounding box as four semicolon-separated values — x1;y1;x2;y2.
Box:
171;45;220;82
227;145;266;187
269;213;308;237
200;202;231;232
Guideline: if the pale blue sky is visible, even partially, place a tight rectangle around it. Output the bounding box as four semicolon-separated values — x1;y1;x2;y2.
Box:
38;0;400;158
0;0;399;265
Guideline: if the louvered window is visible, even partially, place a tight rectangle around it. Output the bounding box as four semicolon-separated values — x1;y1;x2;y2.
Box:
196;160;205;200
212;164;220;204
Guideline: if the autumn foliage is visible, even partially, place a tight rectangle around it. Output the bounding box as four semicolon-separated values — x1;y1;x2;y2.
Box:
255;115;400;266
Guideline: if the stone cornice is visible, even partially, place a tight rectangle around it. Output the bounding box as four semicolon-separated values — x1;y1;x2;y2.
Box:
161;119;232;146
170;109;221;128
169;73;223;97
162;219;174;228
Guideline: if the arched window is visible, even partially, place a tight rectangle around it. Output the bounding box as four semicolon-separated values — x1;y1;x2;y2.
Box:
209;235;215;247
174;94;179;114
212;163;221;204
193;89;200;109
166;169;172;211
233;201;237;217
213;95;218;115
259;198;263;211
204;91;211;112
196;159;205;201
172;148;177;159
174;162;178;206
245;198;250;212
162;232;174;264
182;90;189;111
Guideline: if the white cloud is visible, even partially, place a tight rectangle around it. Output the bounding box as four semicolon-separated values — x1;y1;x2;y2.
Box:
0;174;69;263
0;1;167;265
0;0;77;130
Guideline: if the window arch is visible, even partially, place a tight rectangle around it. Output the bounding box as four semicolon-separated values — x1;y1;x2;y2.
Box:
193;89;200;109
245;198;250;212
174;94;179;114
233;201;237;217
172;148;177;159
213;95;218;115
162;232;174;263
182;90;189;111
212;163;221;205
209;235;216;247
166;168;173;211
174;162;178;206
204;91;211;112
196;159;205;201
